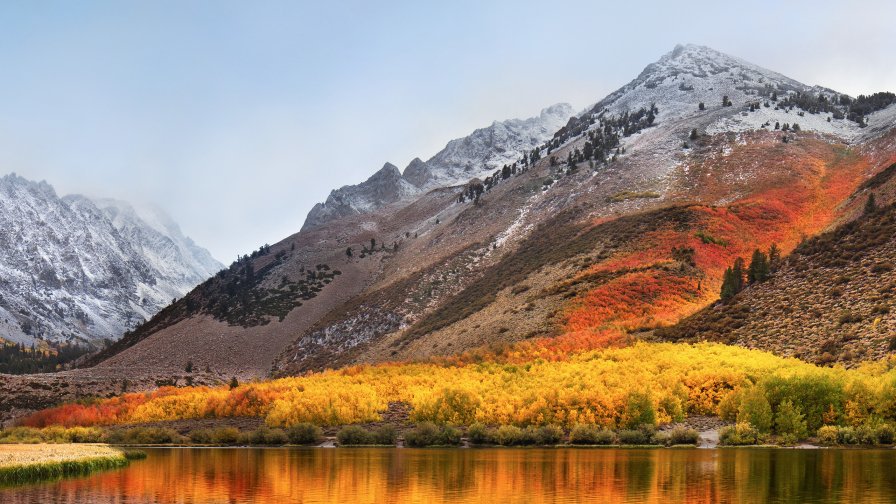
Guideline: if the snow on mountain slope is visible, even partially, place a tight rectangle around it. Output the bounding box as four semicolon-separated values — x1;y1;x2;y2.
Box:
0;173;222;345
596;44;807;121
585;44;868;141
94;198;223;289
422;103;575;186
301;103;574;231
302;163;422;231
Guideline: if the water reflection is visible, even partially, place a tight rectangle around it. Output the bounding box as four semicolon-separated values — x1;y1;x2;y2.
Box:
3;447;896;503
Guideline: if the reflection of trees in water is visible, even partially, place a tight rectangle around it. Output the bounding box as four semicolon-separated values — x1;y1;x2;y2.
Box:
4;448;896;503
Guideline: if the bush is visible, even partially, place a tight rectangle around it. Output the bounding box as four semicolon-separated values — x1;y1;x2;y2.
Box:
189;427;241;445
855;424;879;445
494;425;529;446
287;423;323;445
336;425;372;446
66;427;105;443
404;422;461;447
816;425;839;446
189;429;213;444
569;424;614;445
244;427;288;445
107;427;185;445
0;426;106;444
719;422;760;446
617;429;651;445
836;427;858;445
534;425;565;445
212;427;241;445
876;423;894;445
371;425;397;446
0;427;44;444
467;423;493;445
666;427;699;446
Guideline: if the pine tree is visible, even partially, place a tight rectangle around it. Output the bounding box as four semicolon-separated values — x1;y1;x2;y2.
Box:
698;102;705;111
747;249;770;284
720;257;746;301
720;267;737;301
768;243;782;273
345;247;353;258
690;128;698;140
864;193;877;215
229;377;239;389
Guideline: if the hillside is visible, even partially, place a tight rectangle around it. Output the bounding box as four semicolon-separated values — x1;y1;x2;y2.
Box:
0;174;222;347
659;164;896;366
78;45;896;382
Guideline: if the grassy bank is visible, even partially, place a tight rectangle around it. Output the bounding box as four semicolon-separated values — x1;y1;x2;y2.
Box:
0;444;131;485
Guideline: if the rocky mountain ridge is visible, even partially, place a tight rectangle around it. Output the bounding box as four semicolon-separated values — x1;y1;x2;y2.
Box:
0;173;223;346
301;103;574;230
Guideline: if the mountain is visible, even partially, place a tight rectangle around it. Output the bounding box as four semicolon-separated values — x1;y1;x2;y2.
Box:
0;174;223;346
302;163;420;231
82;44;896;383
301;103;574;231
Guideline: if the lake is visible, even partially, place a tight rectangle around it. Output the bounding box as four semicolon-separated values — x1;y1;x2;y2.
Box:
2;446;896;503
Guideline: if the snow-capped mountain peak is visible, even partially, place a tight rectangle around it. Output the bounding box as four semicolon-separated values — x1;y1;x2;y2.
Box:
0;174;223;345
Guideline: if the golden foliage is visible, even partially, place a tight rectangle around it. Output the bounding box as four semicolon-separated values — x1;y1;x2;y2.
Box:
23;343;896;430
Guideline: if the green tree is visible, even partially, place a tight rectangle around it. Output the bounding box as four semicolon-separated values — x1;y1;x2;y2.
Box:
229;377;239;389
622;391;657;429
775;399;808;442
747;249;770;284
690;128;698;140
720;257;746;301
345;247;353;258
864;193;877;215
737;386;773;433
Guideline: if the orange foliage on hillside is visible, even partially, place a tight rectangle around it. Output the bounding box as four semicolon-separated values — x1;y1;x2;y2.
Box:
559;136;872;341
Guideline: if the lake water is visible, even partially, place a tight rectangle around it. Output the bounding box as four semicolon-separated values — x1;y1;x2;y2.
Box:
2;447;896;503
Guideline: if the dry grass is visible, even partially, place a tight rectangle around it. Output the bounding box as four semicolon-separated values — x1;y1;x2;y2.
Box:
0;443;124;468
0;443;130;485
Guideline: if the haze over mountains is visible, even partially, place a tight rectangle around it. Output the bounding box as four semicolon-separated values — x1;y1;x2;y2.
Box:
74;44;895;385
0;173;222;346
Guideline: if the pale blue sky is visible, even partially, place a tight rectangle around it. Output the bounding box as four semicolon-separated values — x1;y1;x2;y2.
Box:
1;0;893;263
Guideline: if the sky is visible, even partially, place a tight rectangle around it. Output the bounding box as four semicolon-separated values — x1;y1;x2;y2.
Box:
0;0;894;264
